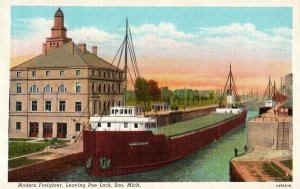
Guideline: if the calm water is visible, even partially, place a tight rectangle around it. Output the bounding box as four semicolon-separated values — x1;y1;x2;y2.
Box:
54;111;258;182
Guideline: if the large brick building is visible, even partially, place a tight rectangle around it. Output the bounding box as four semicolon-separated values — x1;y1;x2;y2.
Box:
9;8;124;139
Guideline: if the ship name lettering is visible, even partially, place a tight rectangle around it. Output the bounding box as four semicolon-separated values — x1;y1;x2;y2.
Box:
127;183;140;187
129;142;149;146
100;183;112;187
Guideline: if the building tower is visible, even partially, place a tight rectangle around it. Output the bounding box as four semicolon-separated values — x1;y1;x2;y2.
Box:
43;8;72;54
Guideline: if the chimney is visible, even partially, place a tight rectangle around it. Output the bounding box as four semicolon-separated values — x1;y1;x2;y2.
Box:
92;46;97;56
78;43;86;53
42;43;47;55
69;41;74;54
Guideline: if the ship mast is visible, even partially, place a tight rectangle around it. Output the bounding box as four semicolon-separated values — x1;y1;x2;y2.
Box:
219;63;242;107
124;18;128;106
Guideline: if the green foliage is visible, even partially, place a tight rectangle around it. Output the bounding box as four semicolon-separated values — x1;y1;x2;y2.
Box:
157;113;235;137
148;80;161;102
135;77;150;108
9;138;34;142
9;142;49;158
161;87;173;104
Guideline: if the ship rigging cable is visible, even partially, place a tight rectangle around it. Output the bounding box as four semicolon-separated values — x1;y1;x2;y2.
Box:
72;18;140;132
218;63;242;107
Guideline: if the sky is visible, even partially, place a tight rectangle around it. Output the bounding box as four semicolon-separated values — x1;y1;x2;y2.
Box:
11;6;292;93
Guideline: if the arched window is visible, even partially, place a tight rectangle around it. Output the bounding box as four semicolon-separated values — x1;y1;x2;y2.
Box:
30;85;39;93
58;85;67;93
43;85;52;93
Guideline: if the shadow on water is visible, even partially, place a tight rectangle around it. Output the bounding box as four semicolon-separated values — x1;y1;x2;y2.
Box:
54;111;258;182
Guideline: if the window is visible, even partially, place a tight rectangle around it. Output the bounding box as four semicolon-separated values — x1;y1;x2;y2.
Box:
103;84;106;93
134;123;138;128
16;102;22;111
30;85;39;93
108;72;110;78
75;123;80;131
124;123;128;128
98;71;101;77
75;83;81;93
59;101;65;111
118;101;121;106
124;109;128;114
112;84;115;93
97;123;101;127
99;101;102;112
108;84;110;93
60;70;64;77
103;102;106;110
76;70;80;76
91;83;94;93
104;72;106;78
16;122;21;130
75;102;81;112
43;85;52;93
99;83;101;93
91;70;94;76
16;83;21;93
31;101;37;111
118;83;121;93
16;72;21;78
112;109;114;114
93;100;98;114
32;71;36;77
120;109;123;114
58;85;67;93
108;122;111;128
46;71;50;77
45;101;51;111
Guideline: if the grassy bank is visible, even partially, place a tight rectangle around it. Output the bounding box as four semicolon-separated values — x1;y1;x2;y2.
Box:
9;138;34;142
280;159;292;170
9;142;50;159
263;162;292;181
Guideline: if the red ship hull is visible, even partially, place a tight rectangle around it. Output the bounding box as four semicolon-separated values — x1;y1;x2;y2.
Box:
83;111;247;176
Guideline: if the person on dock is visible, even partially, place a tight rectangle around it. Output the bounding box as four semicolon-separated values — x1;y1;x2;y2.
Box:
244;145;247;153
234;147;238;157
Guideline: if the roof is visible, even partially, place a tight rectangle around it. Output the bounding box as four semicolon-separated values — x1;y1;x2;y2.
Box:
11;43;121;71
55;8;64;17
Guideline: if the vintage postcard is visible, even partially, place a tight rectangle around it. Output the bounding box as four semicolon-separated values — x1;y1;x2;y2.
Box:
0;0;299;189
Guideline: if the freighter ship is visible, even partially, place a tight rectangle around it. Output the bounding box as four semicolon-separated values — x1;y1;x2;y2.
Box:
82;20;247;177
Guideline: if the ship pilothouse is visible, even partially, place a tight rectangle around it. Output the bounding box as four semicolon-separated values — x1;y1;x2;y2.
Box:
90;106;157;131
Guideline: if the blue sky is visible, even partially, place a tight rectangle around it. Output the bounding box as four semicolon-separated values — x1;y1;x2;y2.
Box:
12;6;292;37
11;6;292;91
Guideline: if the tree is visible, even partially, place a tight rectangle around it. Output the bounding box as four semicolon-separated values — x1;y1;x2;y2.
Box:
161;87;173;104
134;77;150;109
148;80;161;102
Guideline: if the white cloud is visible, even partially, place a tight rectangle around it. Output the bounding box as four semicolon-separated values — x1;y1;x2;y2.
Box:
130;22;195;40
11;18;52;56
11;19;292;67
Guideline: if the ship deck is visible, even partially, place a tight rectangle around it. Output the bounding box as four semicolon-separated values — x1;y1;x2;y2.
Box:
156;112;236;137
